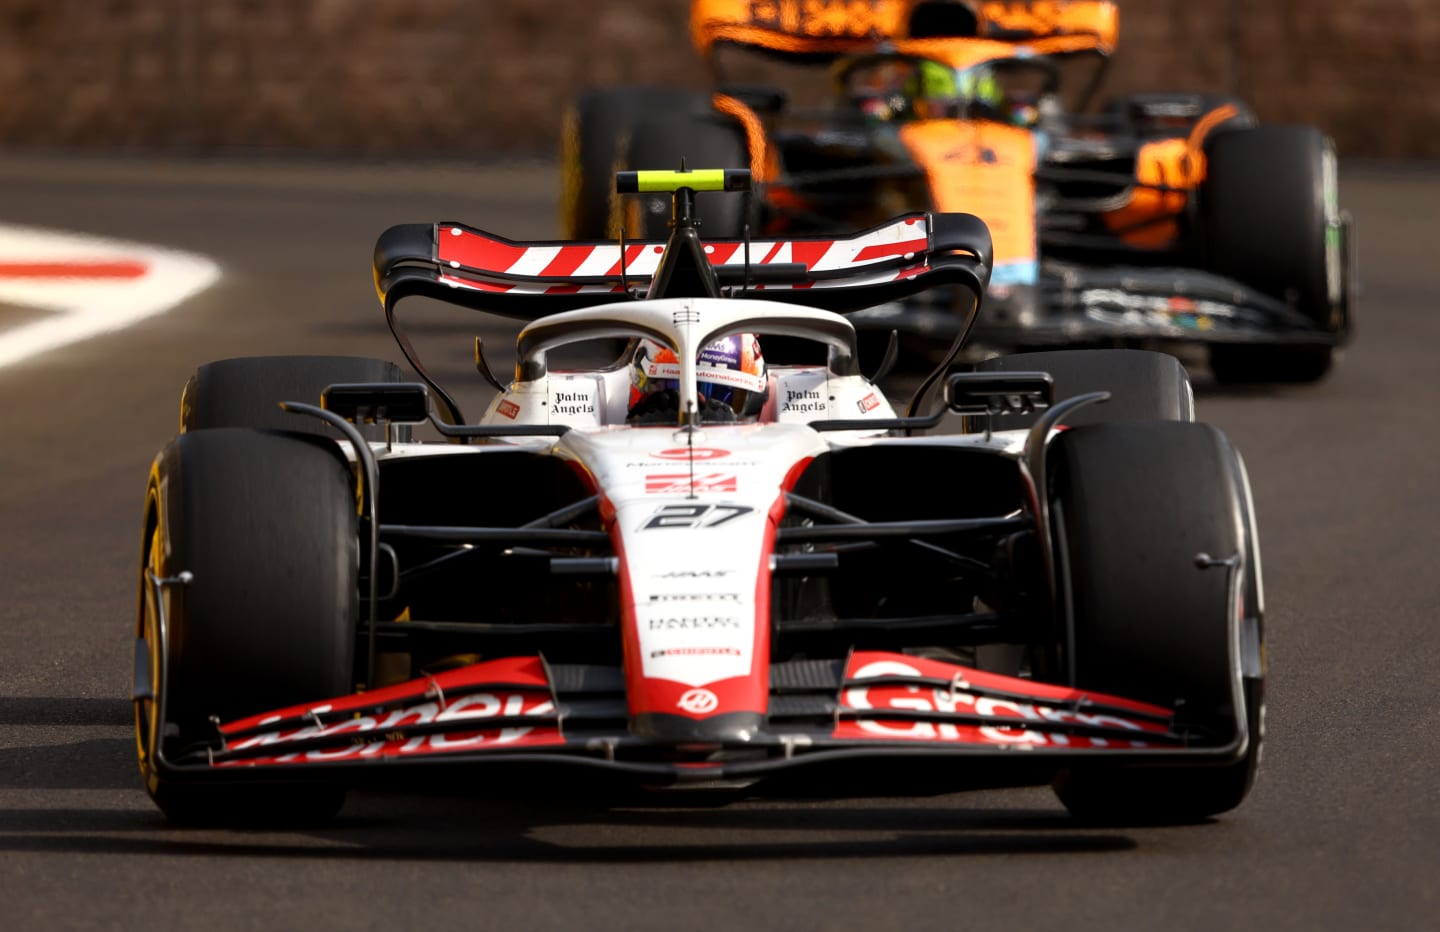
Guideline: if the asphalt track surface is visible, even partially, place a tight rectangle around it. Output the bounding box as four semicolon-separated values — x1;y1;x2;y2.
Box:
1;156;1436;929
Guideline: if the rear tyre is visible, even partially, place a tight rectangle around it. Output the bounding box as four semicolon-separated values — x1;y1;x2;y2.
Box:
974;348;1194;431
1201;125;1344;383
1048;423;1263;822
181;355;407;441
135;429;358;825
561;88;714;239
617;111;752;240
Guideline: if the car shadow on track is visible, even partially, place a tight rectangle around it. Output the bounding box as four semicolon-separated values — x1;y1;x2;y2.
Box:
0;783;1152;862
0;697;137;792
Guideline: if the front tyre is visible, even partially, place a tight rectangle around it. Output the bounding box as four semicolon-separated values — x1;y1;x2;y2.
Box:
181;355;407;441
975;348;1194;431
560;88;714;240
616;111;753;240
1049;423;1263;822
1201;125;1345;383
135;429;357;824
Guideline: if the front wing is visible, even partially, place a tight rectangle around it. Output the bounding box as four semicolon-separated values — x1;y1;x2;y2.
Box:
156;651;1248;785
853;261;1353;349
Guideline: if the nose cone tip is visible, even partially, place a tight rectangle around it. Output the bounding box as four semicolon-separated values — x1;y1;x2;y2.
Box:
630;711;765;743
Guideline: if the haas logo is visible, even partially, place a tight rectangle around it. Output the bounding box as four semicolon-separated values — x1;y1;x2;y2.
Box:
677;688;719;714
652;447;730;461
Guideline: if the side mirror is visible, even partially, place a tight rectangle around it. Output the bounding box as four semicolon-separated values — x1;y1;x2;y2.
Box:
322;382;431;425
944;372;1053;429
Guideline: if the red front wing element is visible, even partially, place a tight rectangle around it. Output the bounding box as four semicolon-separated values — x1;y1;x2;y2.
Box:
216;657;564;768
834;652;1174;748
201;650;1176;772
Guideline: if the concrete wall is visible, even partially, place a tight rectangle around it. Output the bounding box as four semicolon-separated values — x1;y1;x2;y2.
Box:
0;1;1434;158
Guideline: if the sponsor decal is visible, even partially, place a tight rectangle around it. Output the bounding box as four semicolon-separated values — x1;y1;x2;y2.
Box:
837;659;1170;748
219;691;559;766
678;688;720;714
647;616;742;631
645;473;737;494
944;143;1008;166
496;399;520;420
780;387;828;415
651;447;730;461
743;0;896;39
642;503;754;529
1079;288;1230;331
550;389;595;416
656;569;735;579
626;459;756;468
856;392;880;413
648;592;742;602
650;647;743;659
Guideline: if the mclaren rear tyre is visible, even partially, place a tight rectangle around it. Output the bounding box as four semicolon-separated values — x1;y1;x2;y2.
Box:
560;88;714;240
616;111;753;241
1201;125;1345;384
181;355;407;442
1048;423;1264;823
135;429;358;825
974;348;1194;431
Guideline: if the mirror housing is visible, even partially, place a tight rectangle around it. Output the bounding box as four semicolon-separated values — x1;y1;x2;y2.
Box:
322;382;431;425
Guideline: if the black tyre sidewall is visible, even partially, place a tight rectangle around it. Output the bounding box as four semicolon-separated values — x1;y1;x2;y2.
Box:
1201;125;1335;325
1049;422;1260;820
181;355;405;441
562;88;715;239
618;112;752;240
155;428;357;737
976;348;1194;430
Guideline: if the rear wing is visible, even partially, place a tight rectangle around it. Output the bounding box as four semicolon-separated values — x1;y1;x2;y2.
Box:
690;1;1116;63
690;0;914;62
373;212;992;322
978;1;1117;51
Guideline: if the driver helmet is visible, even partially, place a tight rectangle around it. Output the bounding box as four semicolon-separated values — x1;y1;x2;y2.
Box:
957;66;1045;128
906;59;962;120
902;61;1046;128
628;335;767;423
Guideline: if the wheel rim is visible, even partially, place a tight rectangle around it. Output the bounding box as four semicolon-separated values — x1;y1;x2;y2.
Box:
134;500;165;782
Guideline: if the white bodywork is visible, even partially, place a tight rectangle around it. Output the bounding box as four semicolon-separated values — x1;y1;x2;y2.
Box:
376;297;1023;712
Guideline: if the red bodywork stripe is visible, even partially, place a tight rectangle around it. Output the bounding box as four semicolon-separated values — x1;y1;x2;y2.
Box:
854;239;927;262
438;227;528;272
539;245;594;278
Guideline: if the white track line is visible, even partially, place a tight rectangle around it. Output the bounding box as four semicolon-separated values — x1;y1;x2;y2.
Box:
0;223;220;369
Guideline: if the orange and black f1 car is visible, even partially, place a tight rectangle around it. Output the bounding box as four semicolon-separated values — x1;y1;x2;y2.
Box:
562;1;1354;382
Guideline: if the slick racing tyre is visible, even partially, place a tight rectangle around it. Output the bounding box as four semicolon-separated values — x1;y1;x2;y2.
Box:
615;110;753;241
135;429;358;825
1201;125;1345;383
1048;423;1264;823
181;355;407;442
973;348;1194;431
560;88;714;239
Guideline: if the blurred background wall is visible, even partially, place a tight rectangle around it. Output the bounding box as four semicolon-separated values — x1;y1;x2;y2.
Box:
0;0;1434;159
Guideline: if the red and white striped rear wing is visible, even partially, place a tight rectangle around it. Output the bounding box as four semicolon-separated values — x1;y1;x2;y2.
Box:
373;212;992;321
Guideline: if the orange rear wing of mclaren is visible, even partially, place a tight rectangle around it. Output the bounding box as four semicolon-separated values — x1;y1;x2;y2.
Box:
690;0;913;61
690;1;1117;61
978;1;1118;53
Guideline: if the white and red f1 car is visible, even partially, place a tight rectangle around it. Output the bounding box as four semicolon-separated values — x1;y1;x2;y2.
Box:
134;168;1264;825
